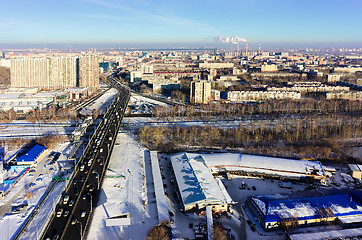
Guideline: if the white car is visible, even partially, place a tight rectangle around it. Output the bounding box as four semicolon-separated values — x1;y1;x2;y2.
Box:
63;195;70;205
56;208;63;218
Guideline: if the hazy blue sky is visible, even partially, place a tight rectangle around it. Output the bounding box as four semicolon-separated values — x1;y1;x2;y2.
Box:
1;0;362;48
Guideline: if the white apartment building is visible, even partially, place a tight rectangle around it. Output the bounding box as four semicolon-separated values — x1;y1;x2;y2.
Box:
227;91;301;101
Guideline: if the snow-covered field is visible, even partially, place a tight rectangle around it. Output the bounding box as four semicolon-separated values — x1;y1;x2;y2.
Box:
88;88;118;112
129;94;168;107
0;125;74;139
86;131;158;240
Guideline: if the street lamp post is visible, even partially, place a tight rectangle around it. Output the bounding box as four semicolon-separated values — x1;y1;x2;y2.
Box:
76;220;83;240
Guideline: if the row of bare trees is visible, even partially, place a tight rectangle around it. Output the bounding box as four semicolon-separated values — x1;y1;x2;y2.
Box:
0;108;78;123
25;108;78;122
152;100;362;120
137;114;361;161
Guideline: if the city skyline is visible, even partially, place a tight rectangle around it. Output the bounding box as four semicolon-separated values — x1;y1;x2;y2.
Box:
1;0;362;49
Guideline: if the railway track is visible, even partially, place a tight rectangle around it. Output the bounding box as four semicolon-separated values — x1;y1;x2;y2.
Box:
68;87;111;112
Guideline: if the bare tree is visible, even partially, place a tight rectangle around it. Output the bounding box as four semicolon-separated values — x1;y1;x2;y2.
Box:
318;207;335;228
147;221;171;240
278;214;299;235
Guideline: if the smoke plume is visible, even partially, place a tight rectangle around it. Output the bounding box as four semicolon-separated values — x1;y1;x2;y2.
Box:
217;36;247;44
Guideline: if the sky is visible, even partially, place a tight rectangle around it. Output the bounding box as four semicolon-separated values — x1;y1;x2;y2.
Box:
1;0;362;49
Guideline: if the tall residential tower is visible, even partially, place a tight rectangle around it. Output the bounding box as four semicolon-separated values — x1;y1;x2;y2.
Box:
10;55;99;89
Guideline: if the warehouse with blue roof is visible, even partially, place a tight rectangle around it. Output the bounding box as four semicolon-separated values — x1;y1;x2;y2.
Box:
6;143;47;167
247;191;362;231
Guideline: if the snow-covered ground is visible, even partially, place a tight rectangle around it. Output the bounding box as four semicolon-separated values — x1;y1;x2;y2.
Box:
129;94;168;107
88;88;118;113
0;125;74;139
19;180;67;240
127;93;168;115
0;141;75;239
86;131;158;240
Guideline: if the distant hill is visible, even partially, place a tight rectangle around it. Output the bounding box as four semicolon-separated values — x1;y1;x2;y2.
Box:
0;66;10;85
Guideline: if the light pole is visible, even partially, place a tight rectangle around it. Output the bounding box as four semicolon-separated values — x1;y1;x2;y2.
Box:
76;220;83;240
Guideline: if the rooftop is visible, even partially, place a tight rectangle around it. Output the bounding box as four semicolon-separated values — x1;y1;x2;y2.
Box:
171;153;233;209
250;192;362;223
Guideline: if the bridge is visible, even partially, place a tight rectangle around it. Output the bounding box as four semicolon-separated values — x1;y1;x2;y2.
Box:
41;77;130;240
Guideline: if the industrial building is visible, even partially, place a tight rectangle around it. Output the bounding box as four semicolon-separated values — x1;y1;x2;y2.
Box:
247;191;362;231
348;164;362;180
181;153;326;183
170;153;234;213
0;93;55;113
6;143;47;167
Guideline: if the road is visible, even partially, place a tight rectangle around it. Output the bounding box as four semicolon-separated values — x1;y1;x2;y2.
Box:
41;78;130;240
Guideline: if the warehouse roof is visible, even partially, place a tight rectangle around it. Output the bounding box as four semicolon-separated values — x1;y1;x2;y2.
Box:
16;144;46;164
250;192;362;223
171;153;233;209
179;153;324;181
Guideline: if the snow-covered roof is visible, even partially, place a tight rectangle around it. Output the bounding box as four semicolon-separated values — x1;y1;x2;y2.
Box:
187;153;324;177
289;227;362;240
348;164;362;172
250;193;362;223
14;144;46;164
338;215;362;224
150;151;169;223
171;153;233;209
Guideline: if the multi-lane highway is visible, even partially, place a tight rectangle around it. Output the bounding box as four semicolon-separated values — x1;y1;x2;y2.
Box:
42;77;130;240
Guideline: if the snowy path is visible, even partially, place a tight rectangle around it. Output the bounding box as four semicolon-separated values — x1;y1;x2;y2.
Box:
19;180;67;240
86;132;158;240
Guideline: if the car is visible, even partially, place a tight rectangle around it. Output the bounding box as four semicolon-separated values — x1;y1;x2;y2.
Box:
56;208;63;217
11;207;20;214
73;178;78;185
80;176;85;182
71;218;77;225
63;210;69;217
69;200;74;207
81;211;86;218
79;164;85;171
63;195;70;204
87;160;92;166
82;194;86;200
74;188;79;196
